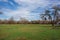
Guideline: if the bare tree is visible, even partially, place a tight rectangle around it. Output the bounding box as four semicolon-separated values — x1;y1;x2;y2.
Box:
40;5;60;26
52;6;60;23
40;10;52;24
8;17;15;24
18;17;29;24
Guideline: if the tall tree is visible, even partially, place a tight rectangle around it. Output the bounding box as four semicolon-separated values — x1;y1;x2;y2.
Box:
52;6;60;23
40;5;60;26
41;10;52;21
41;10;53;25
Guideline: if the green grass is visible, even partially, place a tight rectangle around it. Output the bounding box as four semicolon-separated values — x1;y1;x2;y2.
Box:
0;24;60;40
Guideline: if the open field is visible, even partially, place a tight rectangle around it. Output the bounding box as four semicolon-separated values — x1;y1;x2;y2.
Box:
0;24;60;40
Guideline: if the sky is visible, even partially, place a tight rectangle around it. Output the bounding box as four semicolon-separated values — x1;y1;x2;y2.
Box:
0;0;60;21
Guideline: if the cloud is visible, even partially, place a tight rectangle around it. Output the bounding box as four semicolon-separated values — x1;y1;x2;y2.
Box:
14;0;50;8
2;7;40;20
14;0;60;7
2;8;30;19
1;0;60;20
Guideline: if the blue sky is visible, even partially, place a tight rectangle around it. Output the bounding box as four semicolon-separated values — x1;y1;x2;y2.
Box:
0;0;60;21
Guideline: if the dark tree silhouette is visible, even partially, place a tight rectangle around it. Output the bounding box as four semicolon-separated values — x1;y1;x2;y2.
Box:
40;5;60;26
52;6;60;23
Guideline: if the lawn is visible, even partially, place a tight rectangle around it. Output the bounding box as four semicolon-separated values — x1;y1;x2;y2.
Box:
0;24;60;40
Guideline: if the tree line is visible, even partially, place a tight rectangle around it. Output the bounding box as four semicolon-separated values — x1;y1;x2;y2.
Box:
0;17;56;24
0;5;60;26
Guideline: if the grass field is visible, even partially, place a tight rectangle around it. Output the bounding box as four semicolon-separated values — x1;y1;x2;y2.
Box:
0;24;60;40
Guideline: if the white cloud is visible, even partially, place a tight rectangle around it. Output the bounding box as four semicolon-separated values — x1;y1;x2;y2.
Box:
14;0;60;7
2;7;39;20
2;7;30;19
1;0;60;20
15;0;50;7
